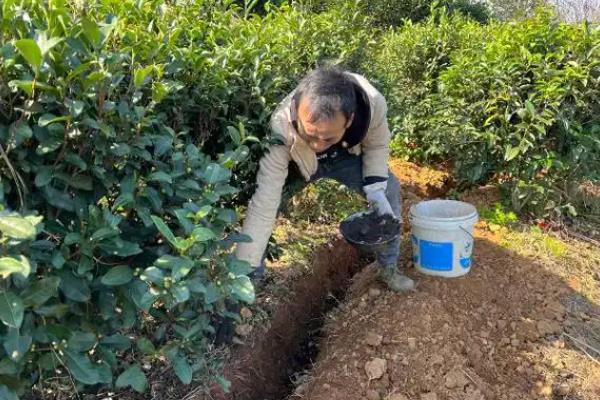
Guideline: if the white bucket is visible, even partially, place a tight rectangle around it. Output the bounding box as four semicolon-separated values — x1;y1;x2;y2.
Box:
409;200;478;278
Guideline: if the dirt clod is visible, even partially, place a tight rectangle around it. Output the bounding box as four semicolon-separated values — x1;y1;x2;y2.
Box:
365;332;383;347
366;389;381;400
444;369;468;389
365;358;387;380
386;394;409;400
341;213;400;244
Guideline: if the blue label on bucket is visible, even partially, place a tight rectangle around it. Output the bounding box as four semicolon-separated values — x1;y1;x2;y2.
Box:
460;257;471;268
419;240;453;271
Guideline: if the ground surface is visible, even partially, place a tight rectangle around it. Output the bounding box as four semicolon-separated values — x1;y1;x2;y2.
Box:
288;162;600;400
192;160;600;400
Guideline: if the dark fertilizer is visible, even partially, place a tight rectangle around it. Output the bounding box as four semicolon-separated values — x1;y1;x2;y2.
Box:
341;212;400;244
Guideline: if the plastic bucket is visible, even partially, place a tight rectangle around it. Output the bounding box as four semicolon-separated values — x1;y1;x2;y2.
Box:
409;200;478;278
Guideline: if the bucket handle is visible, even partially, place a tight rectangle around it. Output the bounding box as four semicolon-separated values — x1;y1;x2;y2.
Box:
459;225;474;240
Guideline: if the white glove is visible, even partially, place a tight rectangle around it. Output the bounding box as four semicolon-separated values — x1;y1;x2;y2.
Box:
363;182;394;217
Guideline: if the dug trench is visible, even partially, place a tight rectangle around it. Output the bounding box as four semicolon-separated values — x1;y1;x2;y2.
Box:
206;238;364;400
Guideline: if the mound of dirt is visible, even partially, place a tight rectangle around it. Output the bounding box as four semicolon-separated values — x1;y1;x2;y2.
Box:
293;227;600;400
389;160;453;198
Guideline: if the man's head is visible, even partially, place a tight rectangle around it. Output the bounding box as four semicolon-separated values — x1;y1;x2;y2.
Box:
294;67;356;153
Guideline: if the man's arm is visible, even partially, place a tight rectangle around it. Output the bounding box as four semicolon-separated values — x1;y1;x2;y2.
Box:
235;144;290;267
361;94;391;181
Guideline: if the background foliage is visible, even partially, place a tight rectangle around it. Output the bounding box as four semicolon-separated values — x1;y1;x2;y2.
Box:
0;0;598;398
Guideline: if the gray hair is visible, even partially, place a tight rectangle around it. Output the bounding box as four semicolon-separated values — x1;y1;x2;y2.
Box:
295;67;357;123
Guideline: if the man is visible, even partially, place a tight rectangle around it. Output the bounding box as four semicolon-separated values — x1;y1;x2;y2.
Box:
236;67;414;292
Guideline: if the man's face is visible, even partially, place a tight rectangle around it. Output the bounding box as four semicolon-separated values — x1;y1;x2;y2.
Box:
297;97;354;153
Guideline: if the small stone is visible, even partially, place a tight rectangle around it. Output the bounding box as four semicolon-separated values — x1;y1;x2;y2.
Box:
235;324;252;337
554;383;570;396
366;389;380;400
408;337;417;350
537;319;562;337
511;339;520;348
240;307;253;319
535;381;552;396
366;332;383;347
294;382;309;396
352;310;360;317
497;319;507;330
323;383;331;390
386;394;409;400
369;288;382;298
421;393;438;400
365;358;387;380
444;369;468;389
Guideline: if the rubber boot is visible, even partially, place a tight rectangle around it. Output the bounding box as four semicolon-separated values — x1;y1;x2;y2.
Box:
379;264;415;293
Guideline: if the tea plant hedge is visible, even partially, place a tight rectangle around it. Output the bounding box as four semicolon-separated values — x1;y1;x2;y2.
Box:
367;9;600;216
0;0;369;397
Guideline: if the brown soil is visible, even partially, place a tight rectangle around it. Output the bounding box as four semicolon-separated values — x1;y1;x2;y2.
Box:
289;164;600;400
206;239;362;400
341;213;401;244
389;159;453;198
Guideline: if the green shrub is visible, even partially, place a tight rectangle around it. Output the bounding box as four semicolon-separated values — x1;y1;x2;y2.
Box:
368;8;600;217
0;0;370;398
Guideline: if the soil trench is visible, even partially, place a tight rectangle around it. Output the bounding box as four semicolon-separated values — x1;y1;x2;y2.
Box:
211;239;363;400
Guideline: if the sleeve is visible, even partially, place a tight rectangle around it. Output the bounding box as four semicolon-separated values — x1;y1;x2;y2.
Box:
235;144;291;267
361;94;391;182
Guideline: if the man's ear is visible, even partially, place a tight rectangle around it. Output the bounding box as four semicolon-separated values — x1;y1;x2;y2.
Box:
345;113;355;129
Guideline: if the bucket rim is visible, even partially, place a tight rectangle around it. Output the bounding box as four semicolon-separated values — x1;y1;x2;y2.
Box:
409;199;478;223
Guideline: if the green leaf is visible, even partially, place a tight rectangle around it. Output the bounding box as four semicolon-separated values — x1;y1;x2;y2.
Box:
10;121;33;144
201;163;231;184
147;171;172;183
38;113;69;127
3;328;32;362
67;331;97;352
81;18;101;46
151;216;178;247
136;337;155;354
63;349;100;385
100;334;131;350
217;208;237;224
0;292;24;328
170;353;192;385
0;257;30;279
90;227;118;241
0;385;18;400
21;277;60;307
58;272;91;302
204;283;221;304
37;32;62;55
130;281;157;312
116;364;148;393
0;215;36;239
192;227;216;241
98;238;142;257
0;358;18;375
172;285;190;303
230;276;255;304
140;266;164;284
101;266;134;286
134;65;154;88
155;255;193;280
66;99;85;117
504;145;520;161
15;39;43;72
228;259;252;276
35;167;53;187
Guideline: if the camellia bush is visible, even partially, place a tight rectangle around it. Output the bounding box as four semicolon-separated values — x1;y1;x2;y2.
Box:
367;8;600;217
0;0;370;398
